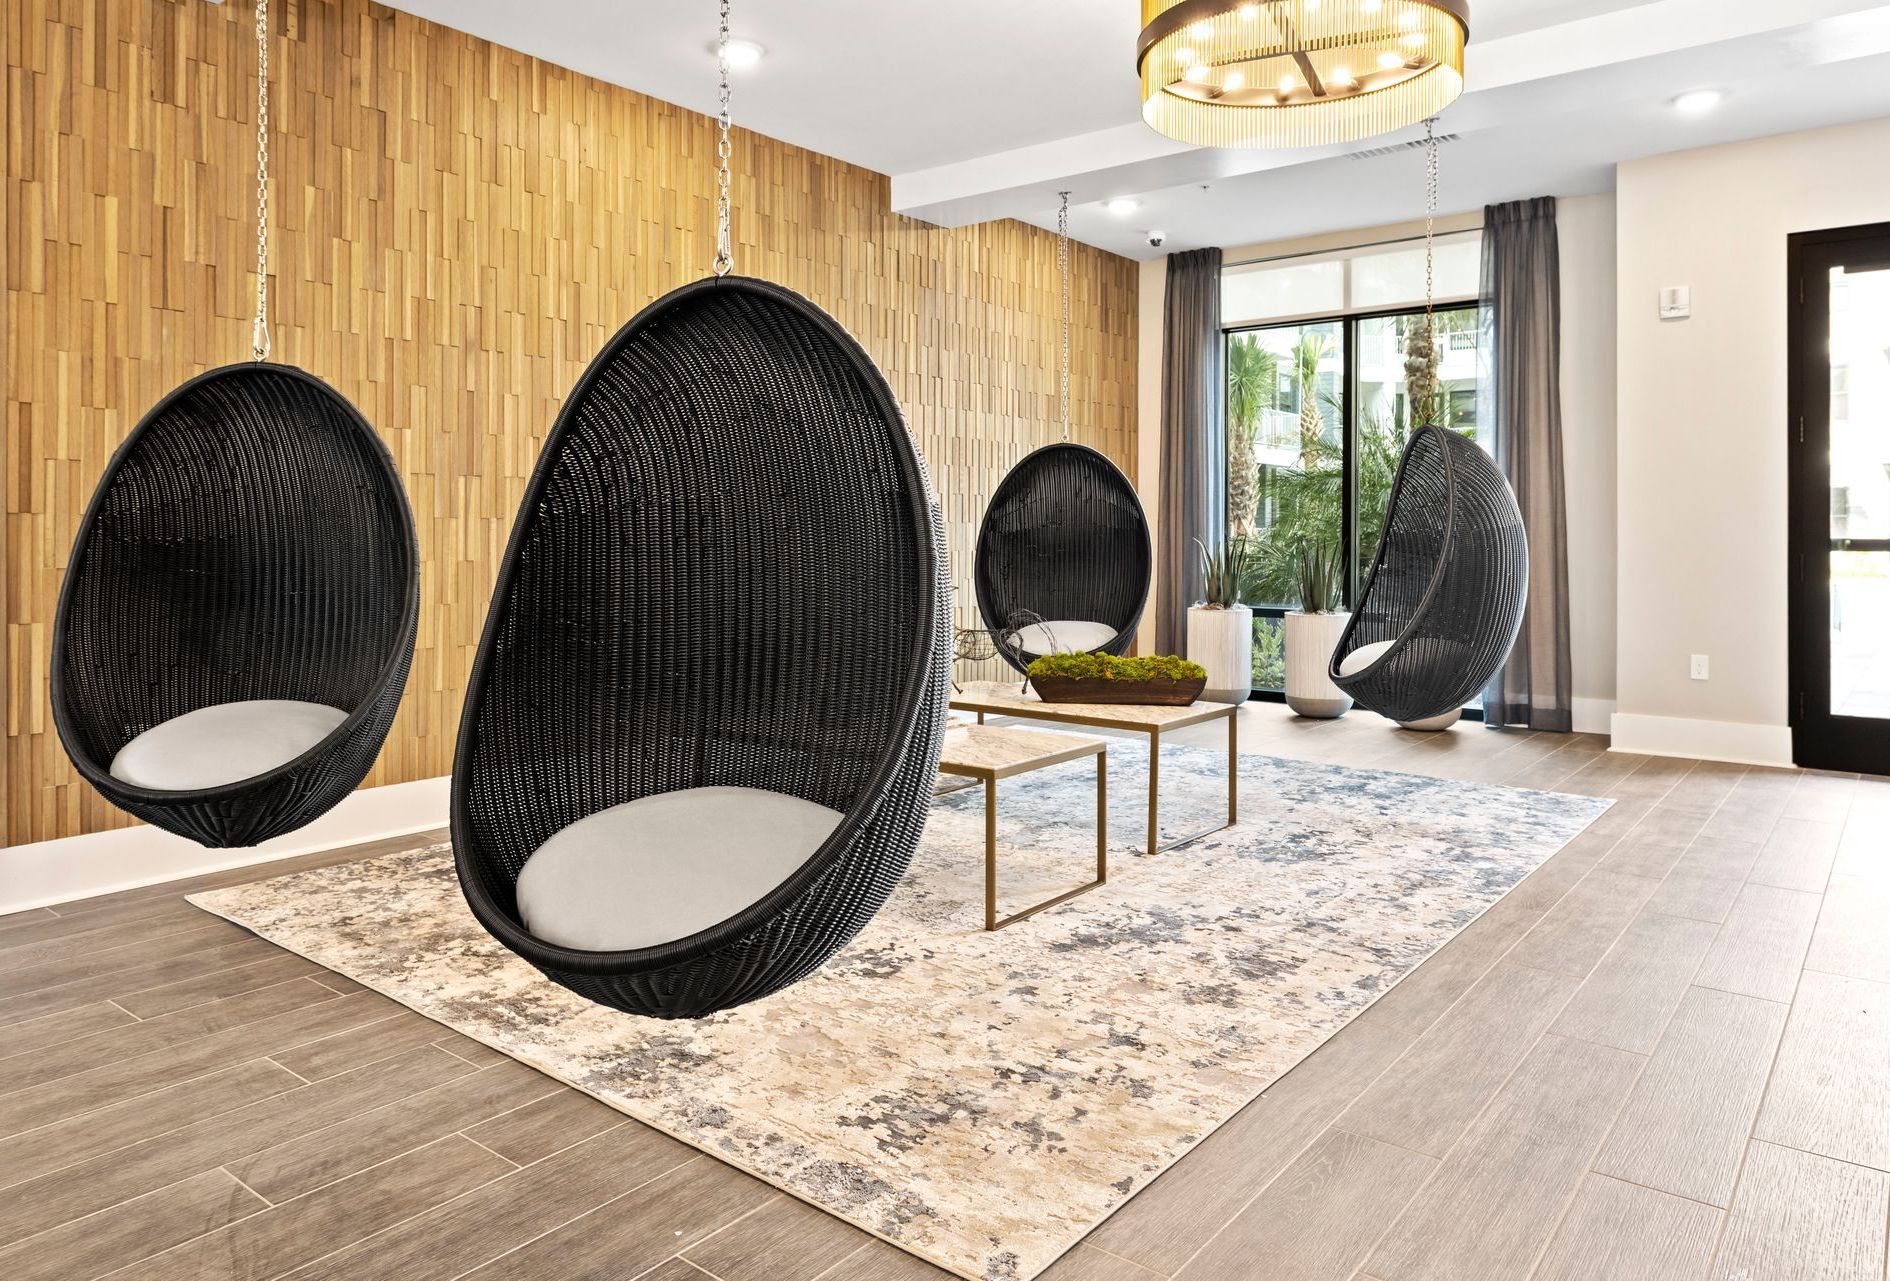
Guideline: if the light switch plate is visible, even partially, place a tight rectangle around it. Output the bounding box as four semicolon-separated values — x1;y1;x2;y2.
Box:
1690;654;1710;681
1660;286;1692;320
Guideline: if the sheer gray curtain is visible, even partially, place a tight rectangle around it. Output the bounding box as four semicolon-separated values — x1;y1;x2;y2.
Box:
1156;248;1225;655
1479;197;1571;731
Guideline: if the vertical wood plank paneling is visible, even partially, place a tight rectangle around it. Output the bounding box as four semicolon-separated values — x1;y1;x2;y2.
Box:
3;0;1139;845
0;0;13;849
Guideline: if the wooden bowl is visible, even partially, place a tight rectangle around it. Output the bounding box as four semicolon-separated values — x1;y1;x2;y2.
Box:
1027;674;1207;707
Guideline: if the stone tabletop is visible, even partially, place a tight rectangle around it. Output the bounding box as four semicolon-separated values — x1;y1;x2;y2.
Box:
937;723;1105;780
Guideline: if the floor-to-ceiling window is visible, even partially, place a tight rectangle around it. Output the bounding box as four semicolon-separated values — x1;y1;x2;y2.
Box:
1222;232;1484;697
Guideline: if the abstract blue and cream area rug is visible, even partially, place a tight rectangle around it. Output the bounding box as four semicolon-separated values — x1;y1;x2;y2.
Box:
191;741;1610;1281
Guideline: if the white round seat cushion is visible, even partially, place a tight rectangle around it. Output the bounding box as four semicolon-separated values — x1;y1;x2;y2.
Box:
1336;639;1396;678
514;786;845;953
1337;640;1462;731
109;700;349;792
1012;619;1118;655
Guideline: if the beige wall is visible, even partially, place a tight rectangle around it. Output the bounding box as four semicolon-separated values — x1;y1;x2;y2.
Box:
1135;201;1620;732
1613;117;1890;764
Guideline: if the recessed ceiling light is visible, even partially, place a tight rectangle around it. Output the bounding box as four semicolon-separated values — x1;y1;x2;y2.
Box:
1672;89;1722;115
1105;198;1140;216
708;38;765;70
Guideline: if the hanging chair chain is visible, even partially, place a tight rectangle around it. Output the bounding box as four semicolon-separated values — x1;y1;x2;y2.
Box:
1423;116;1438;337
712;0;734;277
251;0;271;361
1057;191;1071;442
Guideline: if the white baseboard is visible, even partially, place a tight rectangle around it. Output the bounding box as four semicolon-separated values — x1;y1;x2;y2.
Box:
0;776;451;915
1571;698;1616;736
1608;712;1795;768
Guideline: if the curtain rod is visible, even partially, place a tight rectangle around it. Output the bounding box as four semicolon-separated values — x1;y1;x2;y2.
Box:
1224;223;1484;271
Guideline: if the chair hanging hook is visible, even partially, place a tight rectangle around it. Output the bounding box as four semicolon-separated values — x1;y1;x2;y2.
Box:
251;0;272;361
712;0;734;277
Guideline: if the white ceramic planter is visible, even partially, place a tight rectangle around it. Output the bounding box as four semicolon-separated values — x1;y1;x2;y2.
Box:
1284;610;1352;719
1187;604;1253;704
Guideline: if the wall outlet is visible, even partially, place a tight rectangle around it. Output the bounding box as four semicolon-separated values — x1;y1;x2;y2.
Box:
1659;286;1692;320
1690;654;1710;681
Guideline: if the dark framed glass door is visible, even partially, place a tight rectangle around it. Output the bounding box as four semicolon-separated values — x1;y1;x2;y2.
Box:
1788;221;1890;771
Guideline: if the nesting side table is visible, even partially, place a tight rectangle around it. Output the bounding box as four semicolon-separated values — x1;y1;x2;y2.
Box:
948;682;1239;855
937;724;1108;931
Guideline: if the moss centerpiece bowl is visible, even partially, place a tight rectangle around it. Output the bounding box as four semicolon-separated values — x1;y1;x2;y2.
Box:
1026;653;1209;707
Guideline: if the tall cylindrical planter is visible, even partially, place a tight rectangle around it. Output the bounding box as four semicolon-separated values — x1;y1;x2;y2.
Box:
1284;610;1352;719
1187;604;1253;705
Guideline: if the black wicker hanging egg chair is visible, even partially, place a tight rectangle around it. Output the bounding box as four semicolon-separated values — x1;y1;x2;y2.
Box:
974;442;1152;673
1328;423;1528;725
974;194;1149;674
51;1;418;849
451;275;950;1020
53;365;419;848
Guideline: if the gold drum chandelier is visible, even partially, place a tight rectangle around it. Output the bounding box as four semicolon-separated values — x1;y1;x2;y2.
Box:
1138;0;1469;149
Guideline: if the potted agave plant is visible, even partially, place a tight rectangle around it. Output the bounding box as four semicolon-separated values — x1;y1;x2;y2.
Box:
1283;538;1351;719
1187;535;1253;705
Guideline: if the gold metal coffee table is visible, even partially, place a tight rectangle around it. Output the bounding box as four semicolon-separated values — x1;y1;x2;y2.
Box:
937;723;1107;931
948;681;1238;856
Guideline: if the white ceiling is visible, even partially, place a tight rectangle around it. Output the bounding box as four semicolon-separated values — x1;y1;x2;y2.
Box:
1472;0;1655;40
374;0;1140;173
378;0;1890;258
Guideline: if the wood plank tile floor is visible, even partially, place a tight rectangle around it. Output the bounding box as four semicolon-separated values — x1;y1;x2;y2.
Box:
3;705;1885;1281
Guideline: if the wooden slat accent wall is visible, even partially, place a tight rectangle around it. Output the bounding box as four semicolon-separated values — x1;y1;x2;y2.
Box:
1;0;1138;845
